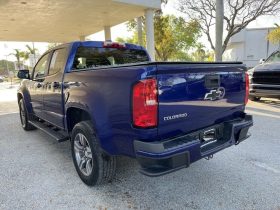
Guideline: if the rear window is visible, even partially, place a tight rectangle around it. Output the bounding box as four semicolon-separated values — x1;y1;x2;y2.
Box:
72;47;149;70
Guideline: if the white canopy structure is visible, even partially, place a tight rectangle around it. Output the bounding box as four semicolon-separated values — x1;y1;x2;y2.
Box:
0;0;161;59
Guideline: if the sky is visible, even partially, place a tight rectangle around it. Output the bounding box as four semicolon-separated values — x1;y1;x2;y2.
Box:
0;0;279;62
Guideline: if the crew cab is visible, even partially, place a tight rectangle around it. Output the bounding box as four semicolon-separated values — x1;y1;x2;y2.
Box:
248;50;280;101
17;41;253;186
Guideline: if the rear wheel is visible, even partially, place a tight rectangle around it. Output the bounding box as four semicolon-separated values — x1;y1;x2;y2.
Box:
249;96;261;101
71;121;116;186
18;99;36;131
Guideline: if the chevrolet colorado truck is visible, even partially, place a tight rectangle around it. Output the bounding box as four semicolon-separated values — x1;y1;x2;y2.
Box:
248;50;280;101
17;41;253;186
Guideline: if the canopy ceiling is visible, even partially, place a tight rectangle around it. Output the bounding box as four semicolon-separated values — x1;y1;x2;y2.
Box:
0;0;161;42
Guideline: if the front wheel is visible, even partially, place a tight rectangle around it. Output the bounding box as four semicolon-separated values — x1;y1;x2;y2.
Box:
71;121;116;186
18;99;36;131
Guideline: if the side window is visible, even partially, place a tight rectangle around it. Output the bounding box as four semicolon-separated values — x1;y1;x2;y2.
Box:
49;48;68;75
33;53;49;79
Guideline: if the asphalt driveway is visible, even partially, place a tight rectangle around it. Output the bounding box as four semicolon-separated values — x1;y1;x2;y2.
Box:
0;84;279;210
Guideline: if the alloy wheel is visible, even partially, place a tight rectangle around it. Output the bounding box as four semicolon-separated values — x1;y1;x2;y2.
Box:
74;133;93;176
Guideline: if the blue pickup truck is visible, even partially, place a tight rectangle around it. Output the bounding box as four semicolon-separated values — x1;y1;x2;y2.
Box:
17;41;253;186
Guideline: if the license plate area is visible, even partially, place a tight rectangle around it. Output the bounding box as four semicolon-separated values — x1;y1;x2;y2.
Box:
199;125;226;154
200;128;218;148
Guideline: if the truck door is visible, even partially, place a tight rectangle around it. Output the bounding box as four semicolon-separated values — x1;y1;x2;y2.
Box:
29;52;51;119
42;48;68;129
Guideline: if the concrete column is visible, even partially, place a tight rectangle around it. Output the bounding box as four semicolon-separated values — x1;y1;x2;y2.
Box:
215;0;224;61
137;17;143;46
145;9;155;61
104;26;111;41
79;35;86;41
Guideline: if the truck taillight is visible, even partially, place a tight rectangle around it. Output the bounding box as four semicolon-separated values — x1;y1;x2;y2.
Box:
132;78;158;128
245;72;249;105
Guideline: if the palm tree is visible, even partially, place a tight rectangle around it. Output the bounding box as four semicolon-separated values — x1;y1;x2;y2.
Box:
25;44;39;66
9;49;26;70
192;44;206;61
25;44;37;55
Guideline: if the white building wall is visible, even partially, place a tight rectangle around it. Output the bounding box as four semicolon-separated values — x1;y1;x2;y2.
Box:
223;43;244;62
224;28;280;68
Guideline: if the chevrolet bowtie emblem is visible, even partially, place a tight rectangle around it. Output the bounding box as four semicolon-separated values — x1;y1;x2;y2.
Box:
204;87;225;101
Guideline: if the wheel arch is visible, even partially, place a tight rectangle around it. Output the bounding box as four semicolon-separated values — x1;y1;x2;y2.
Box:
17;92;23;103
17;89;33;114
65;103;117;155
17;92;30;113
66;106;94;133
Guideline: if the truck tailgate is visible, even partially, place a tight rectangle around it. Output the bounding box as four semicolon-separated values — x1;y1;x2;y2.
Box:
156;63;246;139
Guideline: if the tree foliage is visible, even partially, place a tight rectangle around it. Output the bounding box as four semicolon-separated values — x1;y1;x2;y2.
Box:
118;15;201;61
25;44;37;55
191;43;214;61
47;43;61;50
177;0;280;54
154;15;201;61
267;26;280;44
9;49;26;70
0;60;15;75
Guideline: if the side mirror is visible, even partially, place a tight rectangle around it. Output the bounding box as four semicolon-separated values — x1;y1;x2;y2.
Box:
17;69;30;79
259;59;265;64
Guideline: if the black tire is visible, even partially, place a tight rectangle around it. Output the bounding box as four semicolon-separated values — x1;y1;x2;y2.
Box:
18;98;36;131
249;96;261;101
71;121;116;186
